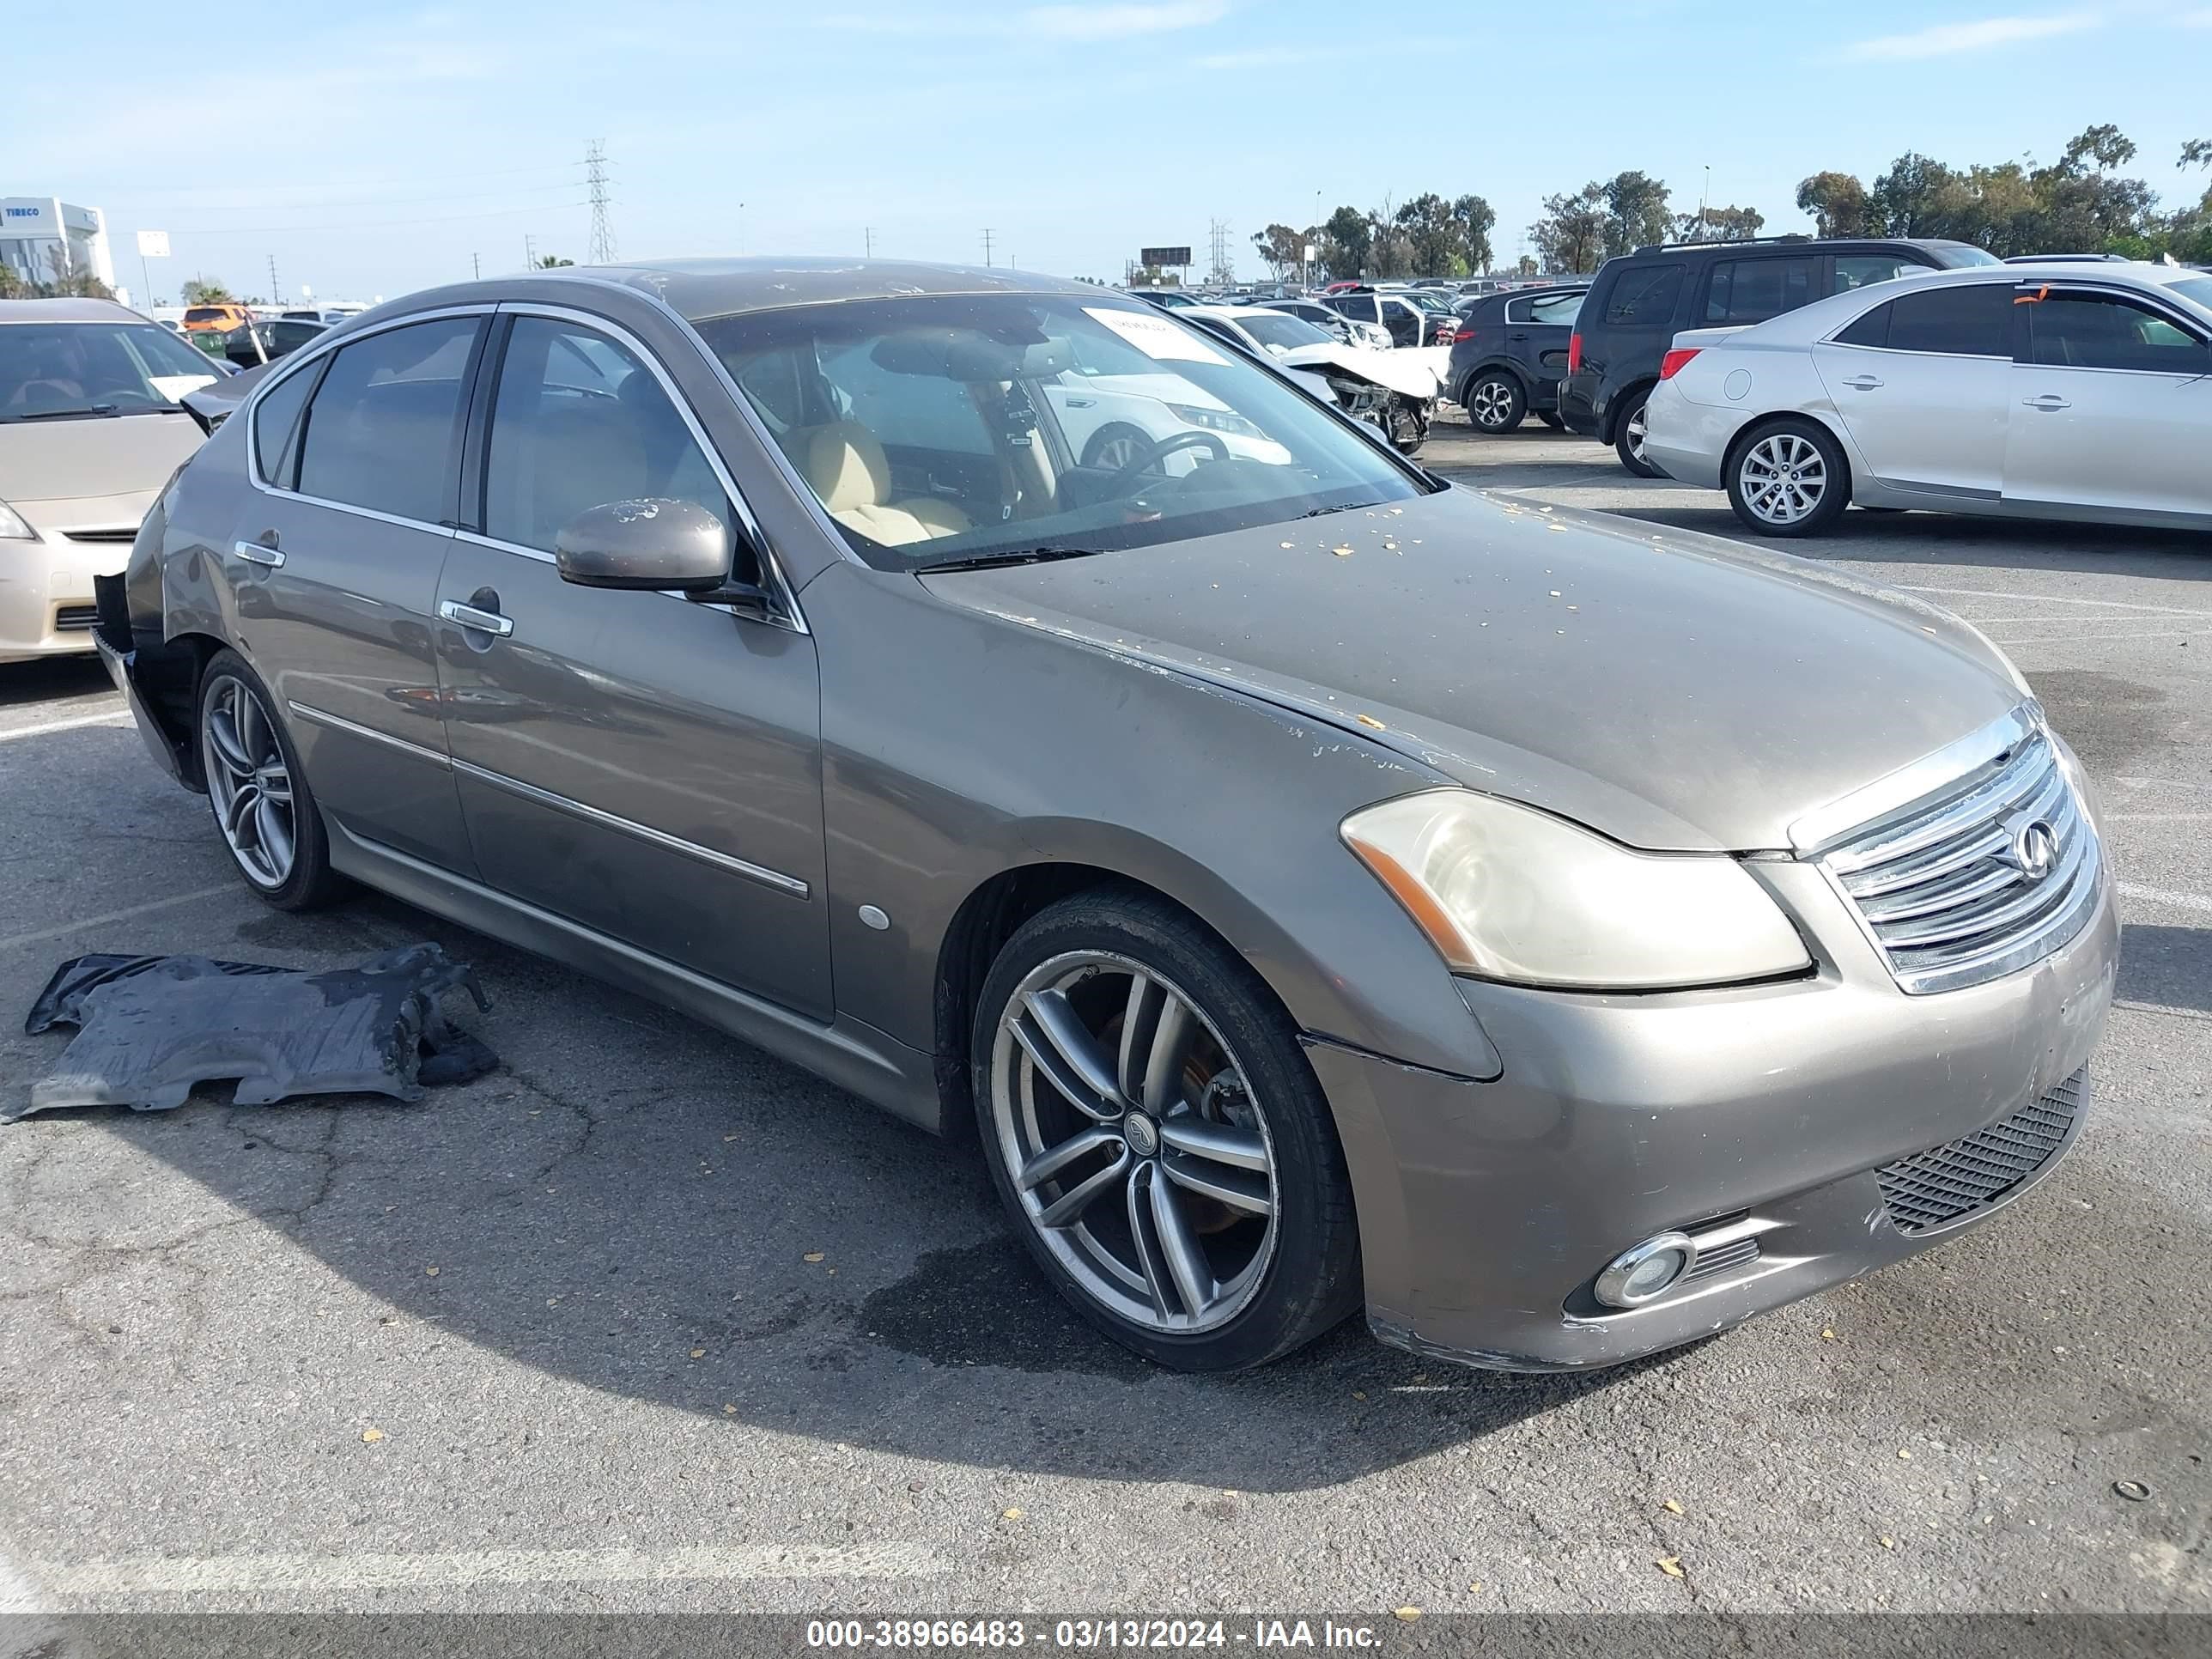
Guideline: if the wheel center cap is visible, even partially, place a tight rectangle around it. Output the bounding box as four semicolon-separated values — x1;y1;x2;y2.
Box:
1122;1113;1159;1158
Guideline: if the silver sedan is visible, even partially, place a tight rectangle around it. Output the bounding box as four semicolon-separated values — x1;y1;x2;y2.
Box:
1643;261;2212;537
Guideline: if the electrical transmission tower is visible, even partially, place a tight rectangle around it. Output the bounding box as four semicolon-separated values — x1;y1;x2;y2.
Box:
981;228;995;267
586;142;617;264
1207;218;1234;286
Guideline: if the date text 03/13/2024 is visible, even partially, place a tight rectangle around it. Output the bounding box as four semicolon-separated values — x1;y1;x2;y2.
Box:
805;1618;1389;1650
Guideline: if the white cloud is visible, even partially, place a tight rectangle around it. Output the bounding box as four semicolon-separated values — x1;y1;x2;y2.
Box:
1843;11;2100;60
1020;3;1231;40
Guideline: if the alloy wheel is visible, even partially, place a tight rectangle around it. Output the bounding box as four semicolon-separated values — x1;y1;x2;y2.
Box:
1468;380;1515;428
1624;404;1650;464
989;951;1279;1334
1092;434;1144;471
1739;432;1828;526
201;676;297;890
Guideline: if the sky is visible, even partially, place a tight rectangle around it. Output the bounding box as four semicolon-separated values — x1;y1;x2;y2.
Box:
12;0;2212;307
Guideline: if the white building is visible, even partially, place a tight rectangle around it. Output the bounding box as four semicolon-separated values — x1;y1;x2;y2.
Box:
1;197;118;294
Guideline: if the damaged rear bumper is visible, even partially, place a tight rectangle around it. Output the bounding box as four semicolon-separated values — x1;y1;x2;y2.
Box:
1305;870;2117;1372
93;571;195;787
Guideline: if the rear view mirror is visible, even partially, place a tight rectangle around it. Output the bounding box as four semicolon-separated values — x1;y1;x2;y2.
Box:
554;498;732;592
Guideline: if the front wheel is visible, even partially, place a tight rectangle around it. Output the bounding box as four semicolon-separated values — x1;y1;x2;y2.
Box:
972;888;1362;1371
197;648;349;910
1463;372;1526;434
1387;396;1431;456
1726;420;1852;538
1613;389;1662;477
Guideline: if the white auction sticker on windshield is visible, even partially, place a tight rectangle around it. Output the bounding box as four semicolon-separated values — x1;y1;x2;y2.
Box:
150;374;216;401
1085;307;1230;365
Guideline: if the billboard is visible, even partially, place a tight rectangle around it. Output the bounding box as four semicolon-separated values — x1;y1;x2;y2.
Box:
1140;246;1192;268
137;229;171;258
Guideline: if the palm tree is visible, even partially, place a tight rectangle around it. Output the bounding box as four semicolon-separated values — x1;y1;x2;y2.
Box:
180;277;236;305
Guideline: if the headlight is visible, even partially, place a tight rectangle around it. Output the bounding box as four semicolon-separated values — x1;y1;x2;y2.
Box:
1166;403;1265;439
0;500;35;540
1340;789;1811;990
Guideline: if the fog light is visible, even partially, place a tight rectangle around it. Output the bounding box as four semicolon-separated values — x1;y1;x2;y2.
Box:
1594;1231;1697;1310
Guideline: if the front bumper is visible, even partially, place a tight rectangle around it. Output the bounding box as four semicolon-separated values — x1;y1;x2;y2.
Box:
1312;860;2118;1371
0;526;132;662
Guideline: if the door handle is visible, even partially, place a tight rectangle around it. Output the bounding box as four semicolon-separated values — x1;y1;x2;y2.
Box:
232;538;285;568
1839;375;1884;391
439;599;514;638
2023;395;2071;410
1509;331;1531;342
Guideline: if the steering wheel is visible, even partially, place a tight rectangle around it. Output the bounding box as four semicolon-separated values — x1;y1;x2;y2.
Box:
1102;428;1231;495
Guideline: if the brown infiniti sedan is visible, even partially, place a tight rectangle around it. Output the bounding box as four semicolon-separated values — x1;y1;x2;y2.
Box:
99;259;2114;1372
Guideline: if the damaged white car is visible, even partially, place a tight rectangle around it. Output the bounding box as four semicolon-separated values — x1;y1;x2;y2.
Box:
1179;304;1441;456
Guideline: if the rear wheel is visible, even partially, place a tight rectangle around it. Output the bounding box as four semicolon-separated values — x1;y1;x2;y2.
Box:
1613;388;1661;477
972;888;1362;1371
1725;419;1851;538
196;649;347;910
1463;372;1525;434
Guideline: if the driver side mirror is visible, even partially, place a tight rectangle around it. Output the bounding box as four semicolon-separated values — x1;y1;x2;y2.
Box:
554;498;734;594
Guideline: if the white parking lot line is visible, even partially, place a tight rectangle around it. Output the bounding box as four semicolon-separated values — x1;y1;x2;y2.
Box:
0;711;132;743
1898;585;2212;620
2118;880;2212;916
0;885;238;955
25;1542;945;1601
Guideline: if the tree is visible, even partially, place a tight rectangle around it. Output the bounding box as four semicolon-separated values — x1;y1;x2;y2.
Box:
1601;171;1673;256
1322;205;1372;279
1389;192;1495;276
1528;183;1607;274
180;277;235;304
535;254;576;269
1251;223;1303;281
1868;152;1959;236
1672;204;1764;242
1511;253;1538;278
1796;172;1869;237
1453;194;1497;274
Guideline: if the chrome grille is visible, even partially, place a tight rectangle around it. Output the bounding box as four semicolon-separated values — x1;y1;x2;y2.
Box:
1876;1068;2087;1235
1820;728;2100;994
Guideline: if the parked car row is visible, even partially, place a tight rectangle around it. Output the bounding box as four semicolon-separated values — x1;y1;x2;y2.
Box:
1642;260;2212;536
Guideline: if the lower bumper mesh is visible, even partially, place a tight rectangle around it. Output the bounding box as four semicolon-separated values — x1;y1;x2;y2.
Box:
1876;1069;2087;1235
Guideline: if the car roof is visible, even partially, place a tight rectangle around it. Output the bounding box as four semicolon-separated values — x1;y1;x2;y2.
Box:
0;297;150;325
402;257;1107;326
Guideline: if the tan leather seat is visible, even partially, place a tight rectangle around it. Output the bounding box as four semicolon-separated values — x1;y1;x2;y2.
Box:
796;422;971;546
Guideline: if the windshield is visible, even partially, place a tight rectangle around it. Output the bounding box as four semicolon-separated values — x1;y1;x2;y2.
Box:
183;307;232;323
2168;276;2212;314
0;322;221;419
1234;312;1334;351
695;293;1429;573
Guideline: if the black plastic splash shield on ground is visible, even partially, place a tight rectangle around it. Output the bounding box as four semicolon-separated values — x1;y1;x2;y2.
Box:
12;945;495;1121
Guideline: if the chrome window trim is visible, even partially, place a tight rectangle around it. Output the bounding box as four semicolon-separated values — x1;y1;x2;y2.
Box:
489;301;810;633
243;302;497;505
450;757;811;898
1788;702;2041;859
287;700;453;769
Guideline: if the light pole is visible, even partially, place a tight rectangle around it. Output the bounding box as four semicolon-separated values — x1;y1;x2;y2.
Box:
1699;166;1711;240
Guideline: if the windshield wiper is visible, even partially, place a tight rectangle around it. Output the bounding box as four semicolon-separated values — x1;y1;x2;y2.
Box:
918;546;1107;573
1299;499;1387;519
8;404;119;422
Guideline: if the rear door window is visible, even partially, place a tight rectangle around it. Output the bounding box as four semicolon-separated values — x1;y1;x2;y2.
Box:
1832;255;1919;295
251;362;319;485
1601;264;1684;326
1514;291;1585;326
295;317;481;524
1705;256;1818;325
1843;284;2014;356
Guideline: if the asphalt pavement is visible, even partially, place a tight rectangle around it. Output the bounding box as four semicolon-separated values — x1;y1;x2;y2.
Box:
2;416;2207;1623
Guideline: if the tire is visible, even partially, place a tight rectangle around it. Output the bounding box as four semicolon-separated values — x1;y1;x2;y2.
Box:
1538;410;1565;430
1612;387;1662;477
196;648;349;910
1462;372;1526;434
1389;397;1431;456
970;886;1362;1371
1080;423;1152;472
1725;418;1853;538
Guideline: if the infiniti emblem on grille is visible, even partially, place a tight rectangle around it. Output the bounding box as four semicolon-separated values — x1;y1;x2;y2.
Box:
2002;813;2059;881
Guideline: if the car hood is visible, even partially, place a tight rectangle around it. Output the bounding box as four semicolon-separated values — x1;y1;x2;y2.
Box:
1273;343;1439;398
917;486;2025;852
0;410;205;506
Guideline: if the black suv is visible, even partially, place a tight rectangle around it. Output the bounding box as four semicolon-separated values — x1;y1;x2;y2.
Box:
1559;236;2002;474
1446;283;1588;432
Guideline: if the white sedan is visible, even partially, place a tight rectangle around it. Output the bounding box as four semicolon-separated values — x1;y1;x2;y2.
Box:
1643;261;2212;537
1176;305;1442;454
